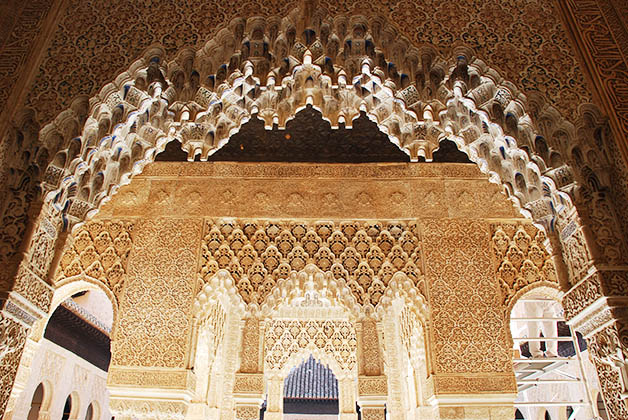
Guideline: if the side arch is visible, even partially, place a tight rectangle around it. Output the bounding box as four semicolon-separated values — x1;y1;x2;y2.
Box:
25;277;117;343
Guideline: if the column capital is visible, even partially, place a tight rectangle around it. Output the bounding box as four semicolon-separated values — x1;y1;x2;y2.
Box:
233;373;264;397
234;404;261;420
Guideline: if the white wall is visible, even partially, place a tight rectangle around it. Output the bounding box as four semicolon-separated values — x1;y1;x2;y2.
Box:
3;338;111;420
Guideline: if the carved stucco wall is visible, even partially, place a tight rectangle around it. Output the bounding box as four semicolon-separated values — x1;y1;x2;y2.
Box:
13;0;590;128
33;161;563;420
98;162;545;377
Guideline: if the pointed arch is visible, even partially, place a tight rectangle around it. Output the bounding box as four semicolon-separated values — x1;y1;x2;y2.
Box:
373;271;428;324
278;347;351;379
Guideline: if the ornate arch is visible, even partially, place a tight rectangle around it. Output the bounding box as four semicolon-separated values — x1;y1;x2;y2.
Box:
373;271;428;324
260;263;360;318
505;283;563;346
21;278;117;345
192;269;246;320
34;4;594;233
277;346;352;380
506;283;563;322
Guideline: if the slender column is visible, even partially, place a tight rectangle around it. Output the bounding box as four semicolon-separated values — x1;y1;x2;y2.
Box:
37;411;51;420
339;377;358;420
0;201;59;414
563;269;628;419
233;318;264;420
558;199;628;420
264;376;283;420
0;317;29;417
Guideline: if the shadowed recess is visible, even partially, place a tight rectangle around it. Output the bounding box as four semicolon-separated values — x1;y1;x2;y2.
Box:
156;106;472;164
157;105;411;163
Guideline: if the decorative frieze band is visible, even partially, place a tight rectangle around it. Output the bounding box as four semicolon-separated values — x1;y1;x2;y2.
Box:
107;367;196;390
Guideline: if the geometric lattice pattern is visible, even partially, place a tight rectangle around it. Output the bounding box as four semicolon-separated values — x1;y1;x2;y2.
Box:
199;219;425;308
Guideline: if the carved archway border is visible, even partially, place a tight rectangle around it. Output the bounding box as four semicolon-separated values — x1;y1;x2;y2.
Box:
33;7;595;233
25;277;118;344
259;263;361;319
374;271;429;324
506;282;563;321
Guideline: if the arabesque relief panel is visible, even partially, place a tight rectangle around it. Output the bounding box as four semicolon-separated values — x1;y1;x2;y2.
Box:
421;219;516;392
111;218;201;369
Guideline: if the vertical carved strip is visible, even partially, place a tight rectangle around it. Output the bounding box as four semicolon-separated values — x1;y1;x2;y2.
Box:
422;220;512;376
239;318;260;373
556;0;628;163
0;316;28;415
112;218;201;369
361;319;382;376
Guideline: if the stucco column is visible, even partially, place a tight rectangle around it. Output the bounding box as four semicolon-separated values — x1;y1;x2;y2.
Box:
562;269;628;419
232;316;263;420
232;373;264;420
264;375;283;420
339;377;358;420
